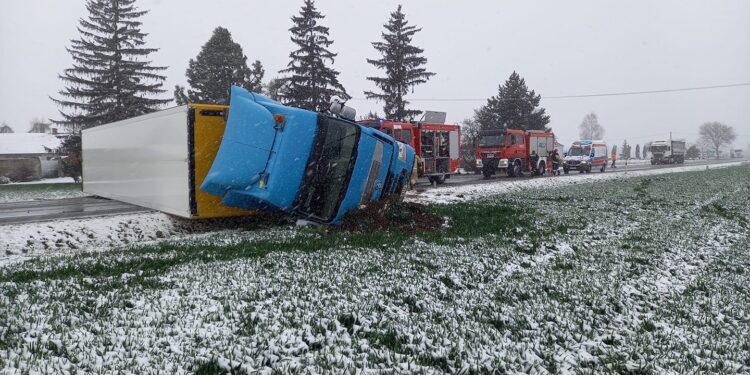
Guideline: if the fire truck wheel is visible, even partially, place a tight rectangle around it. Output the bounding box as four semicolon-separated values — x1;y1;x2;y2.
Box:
434;174;447;184
600;164;606;173
539;161;546;176
511;160;523;177
563;167;569;175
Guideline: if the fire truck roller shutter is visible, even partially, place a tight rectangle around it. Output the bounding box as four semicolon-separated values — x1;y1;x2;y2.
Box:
449;131;459;159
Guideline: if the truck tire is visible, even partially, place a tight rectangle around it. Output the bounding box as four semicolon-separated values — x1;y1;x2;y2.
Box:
600;164;606;173
563;167;569;175
538;161;546;176
650;159;655;165
509;160;522;177
434;174;447;184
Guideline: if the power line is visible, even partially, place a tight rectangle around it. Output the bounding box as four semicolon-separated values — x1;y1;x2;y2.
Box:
347;82;750;102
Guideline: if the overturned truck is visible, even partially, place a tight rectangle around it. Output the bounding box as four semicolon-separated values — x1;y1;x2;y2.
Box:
82;86;417;224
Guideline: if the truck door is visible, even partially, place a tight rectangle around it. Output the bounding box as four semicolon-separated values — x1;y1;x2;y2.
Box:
449;130;461;172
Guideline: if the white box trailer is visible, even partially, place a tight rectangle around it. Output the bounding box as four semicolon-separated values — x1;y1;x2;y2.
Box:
82;104;253;219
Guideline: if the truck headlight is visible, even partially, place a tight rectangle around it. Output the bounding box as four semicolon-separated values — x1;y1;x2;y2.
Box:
476;159;483;167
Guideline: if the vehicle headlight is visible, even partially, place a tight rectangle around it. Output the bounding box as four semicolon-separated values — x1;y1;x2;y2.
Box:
580;160;588;164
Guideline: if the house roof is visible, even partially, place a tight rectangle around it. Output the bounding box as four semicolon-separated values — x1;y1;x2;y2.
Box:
0;133;61;155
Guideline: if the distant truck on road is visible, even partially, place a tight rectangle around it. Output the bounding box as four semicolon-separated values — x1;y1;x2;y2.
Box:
649;140;685;164
83;86;417;225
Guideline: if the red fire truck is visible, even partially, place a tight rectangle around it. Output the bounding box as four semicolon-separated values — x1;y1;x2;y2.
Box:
361;119;461;184
475;128;556;178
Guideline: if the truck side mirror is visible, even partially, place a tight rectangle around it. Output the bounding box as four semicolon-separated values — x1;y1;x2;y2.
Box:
329;99;356;120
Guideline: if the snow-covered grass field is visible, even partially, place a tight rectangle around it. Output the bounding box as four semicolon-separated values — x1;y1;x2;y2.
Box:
0;182;87;203
1;165;749;373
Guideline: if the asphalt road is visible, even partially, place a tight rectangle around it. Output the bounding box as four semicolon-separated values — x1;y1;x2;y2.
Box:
0;158;745;226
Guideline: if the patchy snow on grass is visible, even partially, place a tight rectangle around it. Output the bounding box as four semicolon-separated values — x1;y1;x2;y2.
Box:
1;165;749;373
0;212;175;260
0;212;297;265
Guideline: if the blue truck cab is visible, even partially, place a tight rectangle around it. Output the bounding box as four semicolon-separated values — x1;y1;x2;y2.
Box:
200;86;417;224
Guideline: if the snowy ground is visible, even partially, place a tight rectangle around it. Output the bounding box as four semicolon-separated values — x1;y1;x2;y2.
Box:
0;165;749;373
10;177;77;185
409;161;745;204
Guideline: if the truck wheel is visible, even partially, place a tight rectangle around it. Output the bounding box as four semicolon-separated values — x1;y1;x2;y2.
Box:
511;161;523;177
600;164;606;173
650;159;655;165
563;167;569;175
538;161;546;176
434;174;447;184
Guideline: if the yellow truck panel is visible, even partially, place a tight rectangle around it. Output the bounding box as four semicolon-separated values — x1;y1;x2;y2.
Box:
190;104;255;219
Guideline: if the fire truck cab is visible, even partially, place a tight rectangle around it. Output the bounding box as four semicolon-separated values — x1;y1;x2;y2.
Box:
476;128;556;178
361;119;460;184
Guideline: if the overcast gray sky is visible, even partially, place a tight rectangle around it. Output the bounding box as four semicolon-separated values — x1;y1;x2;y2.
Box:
1;0;749;149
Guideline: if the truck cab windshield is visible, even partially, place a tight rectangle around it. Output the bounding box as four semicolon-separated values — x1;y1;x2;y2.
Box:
479;131;505;147
295;116;360;222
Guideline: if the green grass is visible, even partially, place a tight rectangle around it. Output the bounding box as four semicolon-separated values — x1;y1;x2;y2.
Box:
0;182;81;194
0;182;84;202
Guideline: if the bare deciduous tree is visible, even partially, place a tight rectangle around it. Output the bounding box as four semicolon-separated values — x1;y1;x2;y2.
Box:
460;118;482;171
28;118;51;133
0;121;13;133
579;112;605;140
699;122;736;159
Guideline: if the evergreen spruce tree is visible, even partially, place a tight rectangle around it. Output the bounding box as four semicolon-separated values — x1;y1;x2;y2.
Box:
244;60;265;93
176;27;259;104
264;78;286;101
279;0;349;112
365;5;435;121
635;144;641;159
620;140;631;159
52;0;169;131
174;85;189;106
474;71;550;131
